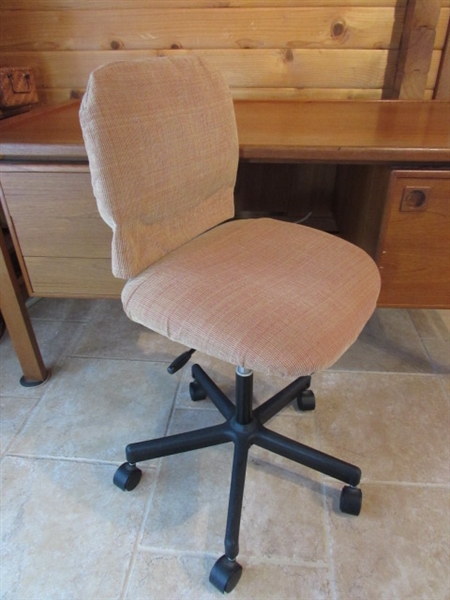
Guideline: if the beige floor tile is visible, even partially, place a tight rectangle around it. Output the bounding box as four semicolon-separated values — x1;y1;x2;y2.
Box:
249;410;319;472
316;372;450;483
1;456;152;600
72;299;187;361
141;408;328;564
2;302;449;599
9;357;179;462
314;371;450;484
436;309;450;331
28;297;100;322
422;338;450;375
0;320;84;396
440;376;450;397
239;458;327;562
125;551;332;600
408;309;450;340
0;396;39;455
140;408;230;555
407;310;450;375
332;309;434;373
325;483;450;600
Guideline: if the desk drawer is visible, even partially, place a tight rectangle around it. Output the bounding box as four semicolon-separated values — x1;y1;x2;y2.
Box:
25;257;123;297
0;164;122;297
377;170;450;308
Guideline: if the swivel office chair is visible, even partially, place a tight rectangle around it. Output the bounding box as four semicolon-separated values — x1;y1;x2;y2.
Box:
80;56;380;594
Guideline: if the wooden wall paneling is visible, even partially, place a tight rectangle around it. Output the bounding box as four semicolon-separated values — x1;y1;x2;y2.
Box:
5;5;447;50
0;1;411;10
392;0;442;99
0;48;397;101
38;87;386;104
0;0;428;101
210;87;385;100
0;8;404;51
426;49;447;92
434;17;450;99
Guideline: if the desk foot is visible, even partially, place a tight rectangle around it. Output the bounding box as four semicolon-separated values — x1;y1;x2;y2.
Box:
20;370;51;388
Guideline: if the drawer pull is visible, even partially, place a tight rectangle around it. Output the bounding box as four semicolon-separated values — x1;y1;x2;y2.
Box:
400;186;430;212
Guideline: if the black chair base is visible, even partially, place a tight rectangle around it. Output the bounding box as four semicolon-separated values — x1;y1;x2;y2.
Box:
114;363;362;594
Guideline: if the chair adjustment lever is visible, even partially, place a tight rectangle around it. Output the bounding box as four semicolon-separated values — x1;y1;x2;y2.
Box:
167;349;196;374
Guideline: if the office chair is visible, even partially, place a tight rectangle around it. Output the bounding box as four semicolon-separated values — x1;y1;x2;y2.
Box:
80;56;380;594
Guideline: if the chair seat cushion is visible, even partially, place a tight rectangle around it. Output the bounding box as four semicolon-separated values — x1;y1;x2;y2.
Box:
122;218;380;377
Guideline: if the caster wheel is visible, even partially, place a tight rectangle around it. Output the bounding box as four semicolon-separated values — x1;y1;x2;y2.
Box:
209;555;242;594
296;389;316;411
113;462;142;491
340;485;362;516
189;380;207;402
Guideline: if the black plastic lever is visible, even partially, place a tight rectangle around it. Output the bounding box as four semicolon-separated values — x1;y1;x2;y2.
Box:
167;349;196;374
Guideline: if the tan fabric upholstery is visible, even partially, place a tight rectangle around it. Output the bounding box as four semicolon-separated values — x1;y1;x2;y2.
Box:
122;218;380;377
80;55;381;377
80;56;238;279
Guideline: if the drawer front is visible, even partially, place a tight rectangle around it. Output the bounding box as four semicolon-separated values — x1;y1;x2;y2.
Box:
377;170;450;308
0;168;112;258
25;257;123;297
0;164;121;297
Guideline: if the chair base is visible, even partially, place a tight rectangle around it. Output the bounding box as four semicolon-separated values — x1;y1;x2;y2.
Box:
114;363;362;593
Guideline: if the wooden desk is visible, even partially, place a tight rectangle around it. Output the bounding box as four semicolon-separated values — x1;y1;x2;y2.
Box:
0;100;449;380
1;100;449;163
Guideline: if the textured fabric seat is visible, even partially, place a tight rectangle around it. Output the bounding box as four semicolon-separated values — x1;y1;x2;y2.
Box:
80;55;380;594
123;217;379;377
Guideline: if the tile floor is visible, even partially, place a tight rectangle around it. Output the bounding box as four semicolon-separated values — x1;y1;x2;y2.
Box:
1;299;449;600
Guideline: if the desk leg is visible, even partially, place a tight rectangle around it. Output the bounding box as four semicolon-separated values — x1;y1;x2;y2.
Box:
0;228;48;385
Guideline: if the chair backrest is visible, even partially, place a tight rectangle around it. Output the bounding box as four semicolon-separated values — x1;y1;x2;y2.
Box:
80;56;238;279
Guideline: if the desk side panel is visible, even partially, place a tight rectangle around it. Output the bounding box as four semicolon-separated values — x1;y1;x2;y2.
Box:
0;164;122;298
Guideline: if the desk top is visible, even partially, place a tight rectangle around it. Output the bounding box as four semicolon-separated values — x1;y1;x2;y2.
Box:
0;99;449;164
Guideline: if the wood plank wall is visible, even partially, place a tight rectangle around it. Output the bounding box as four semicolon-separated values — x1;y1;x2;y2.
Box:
1;0;449;102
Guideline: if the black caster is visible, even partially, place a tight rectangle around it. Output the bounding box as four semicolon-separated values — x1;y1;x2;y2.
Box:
113;462;142;491
189;380;207;402
209;555;243;594
296;389;316;411
340;485;362;516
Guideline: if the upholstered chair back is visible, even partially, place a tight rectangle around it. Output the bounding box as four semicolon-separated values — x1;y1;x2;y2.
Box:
80;56;238;279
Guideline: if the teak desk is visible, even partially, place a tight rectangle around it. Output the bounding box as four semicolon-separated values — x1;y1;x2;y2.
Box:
1;100;449;382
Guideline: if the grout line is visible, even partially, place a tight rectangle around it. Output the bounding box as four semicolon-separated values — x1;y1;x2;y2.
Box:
30;316;93;324
66;353;173;364
119;436;167;600
2;453;157;469
162;368;186;437
6;451;448;490
119;370;182;599
321;480;338;600
322;477;450;489
0;396;43;458
325;368;440;377
133;544;330;570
